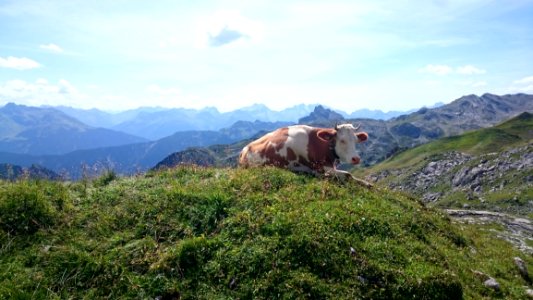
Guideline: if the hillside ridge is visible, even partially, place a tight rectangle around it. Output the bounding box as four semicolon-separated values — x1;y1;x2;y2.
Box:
1;167;532;298
364;112;533;217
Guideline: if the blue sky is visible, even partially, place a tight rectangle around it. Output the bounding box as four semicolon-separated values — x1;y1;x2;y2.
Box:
0;0;532;113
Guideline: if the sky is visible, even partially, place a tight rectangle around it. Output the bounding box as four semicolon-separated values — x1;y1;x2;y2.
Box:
0;0;532;113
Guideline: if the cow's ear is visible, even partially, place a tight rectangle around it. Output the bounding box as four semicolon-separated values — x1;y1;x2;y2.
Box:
317;129;335;142
355;132;368;143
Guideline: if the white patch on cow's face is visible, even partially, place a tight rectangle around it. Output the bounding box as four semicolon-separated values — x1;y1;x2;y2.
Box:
334;124;360;164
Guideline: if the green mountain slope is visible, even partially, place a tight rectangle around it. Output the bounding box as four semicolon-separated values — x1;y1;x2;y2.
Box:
368;112;532;171
1;167;532;298
362;112;533;215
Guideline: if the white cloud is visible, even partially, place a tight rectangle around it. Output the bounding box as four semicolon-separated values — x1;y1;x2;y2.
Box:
513;76;533;85
58;79;78;94
0;56;41;70
509;75;533;93
0;79;85;107
39;43;64;53
419;64;453;75
456;65;486;75
420;64;487;76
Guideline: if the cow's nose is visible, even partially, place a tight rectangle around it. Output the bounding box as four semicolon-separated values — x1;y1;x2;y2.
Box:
351;157;360;164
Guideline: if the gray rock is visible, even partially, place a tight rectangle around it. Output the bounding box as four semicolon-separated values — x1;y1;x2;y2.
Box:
453;166;470;187
483;277;500;291
422;192;441;203
514;256;531;283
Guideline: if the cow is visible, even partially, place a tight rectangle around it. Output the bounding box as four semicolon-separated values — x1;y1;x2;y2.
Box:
238;123;372;187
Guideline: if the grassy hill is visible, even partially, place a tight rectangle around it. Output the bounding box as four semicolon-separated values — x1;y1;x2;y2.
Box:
368;112;532;172
360;112;532;216
1;167;532;299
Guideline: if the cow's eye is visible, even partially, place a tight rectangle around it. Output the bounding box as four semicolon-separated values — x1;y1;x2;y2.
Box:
340;139;346;144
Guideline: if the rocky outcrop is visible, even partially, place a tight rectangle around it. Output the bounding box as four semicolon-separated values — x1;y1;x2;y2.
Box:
298;105;344;125
447;209;533;254
369;144;533;215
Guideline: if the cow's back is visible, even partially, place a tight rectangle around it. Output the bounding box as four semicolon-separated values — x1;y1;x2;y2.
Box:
238;127;291;167
238;125;332;171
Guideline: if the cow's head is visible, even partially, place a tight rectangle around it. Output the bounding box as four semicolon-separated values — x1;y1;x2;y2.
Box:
318;123;368;165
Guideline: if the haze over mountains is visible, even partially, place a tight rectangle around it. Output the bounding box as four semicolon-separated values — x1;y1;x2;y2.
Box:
0;93;531;179
0;103;147;155
54;104;413;140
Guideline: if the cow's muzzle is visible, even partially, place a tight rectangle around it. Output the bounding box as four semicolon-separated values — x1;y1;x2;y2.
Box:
351;157;361;165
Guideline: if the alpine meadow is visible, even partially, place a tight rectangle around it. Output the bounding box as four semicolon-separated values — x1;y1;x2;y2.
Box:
2;1;533;299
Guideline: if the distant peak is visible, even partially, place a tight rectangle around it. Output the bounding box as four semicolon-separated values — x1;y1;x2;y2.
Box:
3;102;21;108
298;105;344;124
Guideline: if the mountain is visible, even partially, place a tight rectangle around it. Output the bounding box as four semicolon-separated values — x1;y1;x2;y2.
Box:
112;107;223;140
156;93;533;170
345;108;413;120
2;93;531;178
153;136;256;170
0;103;147;155
341;102;444;120
53;106;166;128
303;93;533;166
0;120;290;179
2;167;532;298
298;105;345;125
56;103;412;141
110;104;314;140
0;163;60;180
362;112;533;216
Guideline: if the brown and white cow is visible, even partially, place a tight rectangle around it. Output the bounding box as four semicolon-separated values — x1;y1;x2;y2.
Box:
238;123;372;186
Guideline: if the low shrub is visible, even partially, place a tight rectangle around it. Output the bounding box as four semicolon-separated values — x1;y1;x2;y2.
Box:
0;181;61;234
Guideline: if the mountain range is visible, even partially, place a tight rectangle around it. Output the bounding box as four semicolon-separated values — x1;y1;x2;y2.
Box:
155;93;533;170
55;104;412;140
0;120;290;179
0;93;531;179
56;104;316;140
0;103;146;155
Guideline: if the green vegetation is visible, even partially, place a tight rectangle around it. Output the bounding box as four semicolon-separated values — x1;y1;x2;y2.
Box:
1;167;531;299
370;112;532;172
357;113;532;216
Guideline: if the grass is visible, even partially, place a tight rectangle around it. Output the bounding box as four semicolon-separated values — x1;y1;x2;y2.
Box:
369;112;532;173
0;166;532;299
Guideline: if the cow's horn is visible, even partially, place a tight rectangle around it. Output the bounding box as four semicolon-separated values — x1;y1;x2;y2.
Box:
353;123;361;130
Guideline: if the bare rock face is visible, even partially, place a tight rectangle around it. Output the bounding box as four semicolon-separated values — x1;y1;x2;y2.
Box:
298;105;344;125
372;144;532;209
